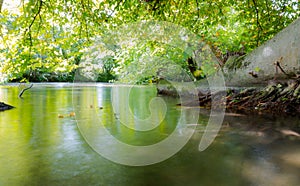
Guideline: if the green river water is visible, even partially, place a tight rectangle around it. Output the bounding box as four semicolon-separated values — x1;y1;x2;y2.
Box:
0;83;300;186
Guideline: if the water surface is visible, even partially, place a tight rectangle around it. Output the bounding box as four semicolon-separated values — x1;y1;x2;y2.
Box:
0;83;299;186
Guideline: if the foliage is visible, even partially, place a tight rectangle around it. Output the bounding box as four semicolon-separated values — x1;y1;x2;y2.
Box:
0;0;299;83
114;40;195;84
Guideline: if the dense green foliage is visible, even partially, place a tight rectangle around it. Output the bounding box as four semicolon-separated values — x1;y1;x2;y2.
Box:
0;0;299;83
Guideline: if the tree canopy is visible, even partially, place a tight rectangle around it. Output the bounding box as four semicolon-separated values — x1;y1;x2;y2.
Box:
0;0;299;83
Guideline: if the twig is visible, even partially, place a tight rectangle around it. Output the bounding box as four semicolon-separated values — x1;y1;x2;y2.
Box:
252;0;263;46
19;84;33;98
195;0;200;18
276;61;288;76
274;57;289;78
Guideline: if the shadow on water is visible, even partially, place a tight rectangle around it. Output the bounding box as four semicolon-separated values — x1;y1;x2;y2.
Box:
0;83;299;186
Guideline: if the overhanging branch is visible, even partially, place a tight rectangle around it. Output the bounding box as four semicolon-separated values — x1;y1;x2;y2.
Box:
252;0;263;46
25;0;43;36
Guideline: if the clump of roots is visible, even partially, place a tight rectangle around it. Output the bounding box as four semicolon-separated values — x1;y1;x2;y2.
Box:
179;79;300;115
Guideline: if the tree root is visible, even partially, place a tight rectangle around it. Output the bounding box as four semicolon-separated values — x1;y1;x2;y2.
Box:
176;79;300;115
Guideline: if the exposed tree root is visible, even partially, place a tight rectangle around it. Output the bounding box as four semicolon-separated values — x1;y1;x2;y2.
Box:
225;80;300;115
165;79;300;115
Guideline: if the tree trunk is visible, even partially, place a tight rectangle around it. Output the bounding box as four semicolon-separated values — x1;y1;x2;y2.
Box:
222;17;300;87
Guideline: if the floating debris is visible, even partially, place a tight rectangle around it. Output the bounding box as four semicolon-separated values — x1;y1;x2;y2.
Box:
58;114;64;118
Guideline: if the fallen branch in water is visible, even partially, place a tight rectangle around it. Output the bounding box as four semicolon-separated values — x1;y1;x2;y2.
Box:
19;84;33;98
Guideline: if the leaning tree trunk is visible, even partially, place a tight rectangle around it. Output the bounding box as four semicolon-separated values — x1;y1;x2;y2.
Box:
222;17;300;87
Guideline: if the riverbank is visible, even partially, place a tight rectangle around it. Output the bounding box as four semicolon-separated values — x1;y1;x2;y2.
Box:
158;79;300;115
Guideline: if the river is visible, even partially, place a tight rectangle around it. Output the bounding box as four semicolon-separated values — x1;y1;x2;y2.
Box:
0;83;299;186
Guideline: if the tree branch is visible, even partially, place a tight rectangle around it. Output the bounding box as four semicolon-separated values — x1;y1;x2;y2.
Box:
25;0;43;36
195;0;200;18
251;0;263;46
19;84;33;98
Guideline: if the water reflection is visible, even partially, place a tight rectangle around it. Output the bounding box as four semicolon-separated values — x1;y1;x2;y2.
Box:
0;83;299;185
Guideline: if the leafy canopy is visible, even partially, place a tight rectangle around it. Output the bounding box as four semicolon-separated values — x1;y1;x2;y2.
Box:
0;0;299;82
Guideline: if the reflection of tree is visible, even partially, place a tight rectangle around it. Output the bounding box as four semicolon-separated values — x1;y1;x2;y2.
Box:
98;86;179;145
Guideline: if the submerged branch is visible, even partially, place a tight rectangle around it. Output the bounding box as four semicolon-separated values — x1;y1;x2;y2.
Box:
19;84;33;98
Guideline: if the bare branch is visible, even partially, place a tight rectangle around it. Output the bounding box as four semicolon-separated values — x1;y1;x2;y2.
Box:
19;84;33;98
252;0;263;46
25;0;43;36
